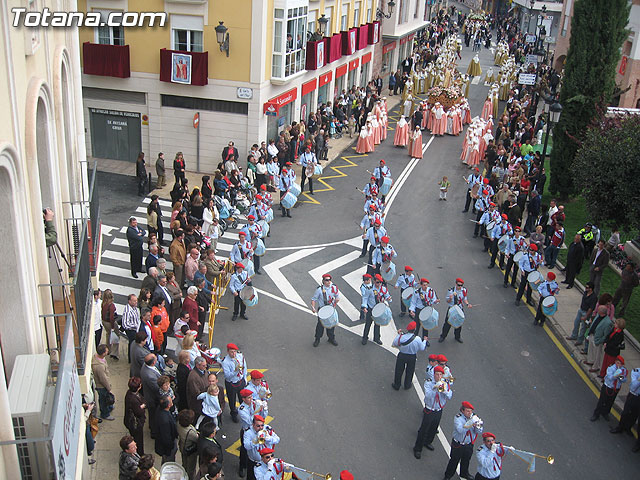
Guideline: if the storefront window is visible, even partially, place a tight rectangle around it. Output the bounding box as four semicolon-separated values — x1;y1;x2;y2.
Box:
318;84;329;106
348;69;357;88
360;62;370;87
382;50;392;74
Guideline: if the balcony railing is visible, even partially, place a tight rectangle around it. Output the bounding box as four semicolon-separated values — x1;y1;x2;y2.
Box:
82;42;131;78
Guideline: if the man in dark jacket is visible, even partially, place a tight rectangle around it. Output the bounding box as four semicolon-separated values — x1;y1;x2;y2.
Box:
155;396;178;463
136;152;147;196
126;217;146;278
524;190;541;235
155;153;166;188
563;235;585;289
140;354;161;438
221;141;239;163
612;263;639;315
589;240;610;296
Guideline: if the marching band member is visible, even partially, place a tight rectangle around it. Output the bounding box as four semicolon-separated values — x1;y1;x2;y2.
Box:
360;205;384;257
437;354;453;380
413;365;452;458
610;366;640;438
238;389;262;478
409;278;439;341
391;321;428;391
475;432;508;480
488;214;512;269
534;272;559;326
439;278;472;344
362;218;387;262
425;354;439;381
503;227;526;288
444;401;483;480
395;265;416;317
246;370;271;417
363;190;385;214
360;274;377;345
222;343;248;423
363;176;379;200
514;243;542;307
472;193;490;238
311;273;340;347
254;447;280;480
364;274;391;345
373;159;392;201
231;231;254;266
259;184;273;207
242;215;264;274
243;415;280;480
299;145;317;195
230;262;251;321
462;167;482;214
278;167;293;218
370;235;397;276
591;355;627;422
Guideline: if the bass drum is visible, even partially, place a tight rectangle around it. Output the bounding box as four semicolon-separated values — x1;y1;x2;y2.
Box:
280;191;298;209
371;303;393;326
542;296;557;316
318;305;338;328
513;251;525;263
401;287;415;308
253;239;266;256
312;164;324;178
240;286;259;307
258;220;269;238
265;208;274;223
447;305;465;328
381;261;397;282
498;234;509;253
527;271;543;288
419;306;439;330
379;176;393;195
289;183;302;197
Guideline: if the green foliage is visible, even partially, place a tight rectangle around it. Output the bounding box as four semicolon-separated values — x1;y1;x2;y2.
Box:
572;114;640;231
549;0;629;199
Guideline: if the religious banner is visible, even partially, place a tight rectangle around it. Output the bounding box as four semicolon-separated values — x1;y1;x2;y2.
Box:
368;21;380;44
342;27;358;55
159;49;208;86
171;52;192;84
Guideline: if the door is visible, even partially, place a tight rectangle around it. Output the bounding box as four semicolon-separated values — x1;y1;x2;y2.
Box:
89;108;141;161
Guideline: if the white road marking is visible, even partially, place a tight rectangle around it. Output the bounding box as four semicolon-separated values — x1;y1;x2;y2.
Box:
101;225;118;236
262;248;324;306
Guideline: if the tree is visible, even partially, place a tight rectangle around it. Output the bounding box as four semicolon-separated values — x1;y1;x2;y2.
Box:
572;114;640;232
549;0;629;199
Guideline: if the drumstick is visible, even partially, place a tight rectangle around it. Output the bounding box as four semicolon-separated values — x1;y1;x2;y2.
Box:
468;219;480;223
356;187;366;195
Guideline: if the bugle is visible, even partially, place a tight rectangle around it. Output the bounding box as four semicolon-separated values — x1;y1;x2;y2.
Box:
283;462;332;480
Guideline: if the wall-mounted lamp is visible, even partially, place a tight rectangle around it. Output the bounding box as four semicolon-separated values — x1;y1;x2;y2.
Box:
317;14;329;36
215;21;230;57
376;0;395;19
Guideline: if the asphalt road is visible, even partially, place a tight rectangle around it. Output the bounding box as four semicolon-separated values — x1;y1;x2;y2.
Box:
95;15;639;480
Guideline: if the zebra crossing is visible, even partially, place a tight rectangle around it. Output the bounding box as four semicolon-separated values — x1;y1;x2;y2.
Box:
98;196;244;314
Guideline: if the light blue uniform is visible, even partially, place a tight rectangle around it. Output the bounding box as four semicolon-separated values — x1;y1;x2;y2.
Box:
230;240;253;264
537;280;559;298
604;364;628;389
374;164;391;180
372;243;397;266
363;181;379;197
518;252;540;274
476;444;506;479
490;220;512;240
361;283;375;308
222;352;247;384
475;197;489;213
423;379;452;411
395;273;416;289
364;197;385;213
360;212;384;229
452;413;483;444
392;333;427;354
629;368;640;395
300;150;317;168
364;225;387;247
229;271;250;294
279;172;293;191
243;426;280;463
238;401;258;430
410;287;438;312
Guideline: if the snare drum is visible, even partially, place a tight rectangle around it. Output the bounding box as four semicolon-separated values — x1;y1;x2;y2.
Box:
381;261;396;282
447;305;465;328
401;287;415;308
542;296;557;316
485;220;496;233
379;176;393;195
244;259;255;277
253;239;266;256
240;286;259;307
312;164;324;178
281;191;298;209
265;208;274;223
527;270;543;288
513;251;525;263
318;305;339;329
289;183;301;197
258;220;269;238
498;234;509;253
371;303;393;326
419;306;439;330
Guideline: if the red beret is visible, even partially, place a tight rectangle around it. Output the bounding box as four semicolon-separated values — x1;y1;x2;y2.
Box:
616;355;625;364
434;366;445;374
369;204;377;211
250;370;264;379
380;159;386;164
235;262;245;269
420;277;430;283
456;278;464;284
529;244;538;251
255;195;263;200
374;274;383;282
462;401;474;410
286;162;292;166
247;215;255;220
374;219;382;225
227;343;239;350
407;321;417;331
438;354;448;362
501;214;508;220
371;176;376;181
405;265;414;271
260;184;267;190
474;167;480;172
363;273;372;279
514;226;521;232
483;178;489;184
547;272;556;280
381;236;390;243
259;447;274;455
340;471;354;480
482;432;496;439
322;273;332;280
489;202;496;207
240;389;253;398
428;354;438;360
238;231;247;236
253;415;265;423
282;168;288;173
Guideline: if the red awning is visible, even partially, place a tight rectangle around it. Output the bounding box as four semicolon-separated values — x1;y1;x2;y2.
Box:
263;87;297;115
318;71;333;87
349;58;359;71
383;42;397;54
301;79;317;96
335;63;348;78
361;52;372;65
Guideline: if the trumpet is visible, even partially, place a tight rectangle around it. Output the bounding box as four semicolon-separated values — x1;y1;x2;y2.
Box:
436;381;447;393
443;375;456;384
234;354;243;374
258;381;272;400
283;462;332;480
253;425;274;445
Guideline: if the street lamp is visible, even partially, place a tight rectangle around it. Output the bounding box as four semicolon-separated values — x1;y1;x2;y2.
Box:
215;21;230;57
541;99;563;162
317;14;329;36
376;0;396;19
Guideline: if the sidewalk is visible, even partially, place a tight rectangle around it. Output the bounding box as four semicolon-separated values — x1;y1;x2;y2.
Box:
94;94;405;203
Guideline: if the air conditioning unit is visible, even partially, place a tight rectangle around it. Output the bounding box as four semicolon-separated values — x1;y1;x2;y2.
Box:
8;354;55;480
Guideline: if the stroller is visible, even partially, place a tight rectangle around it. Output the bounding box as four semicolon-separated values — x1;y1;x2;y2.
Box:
215;195;239;230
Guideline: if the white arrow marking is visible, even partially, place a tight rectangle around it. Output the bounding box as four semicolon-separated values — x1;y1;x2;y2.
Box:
263;247;324;306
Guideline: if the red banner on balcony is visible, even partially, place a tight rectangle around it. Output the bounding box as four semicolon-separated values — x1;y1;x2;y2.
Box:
358;24;369;50
342;28;358;55
329;33;342;63
383;42;397;54
302;79;317;96
361;52;372;65
306;40;327;70
318;71;332;87
159;49;208;86
335;63;348;78
349;58;359;71
368;21;380;44
83;42;131;78
263;87;297;115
